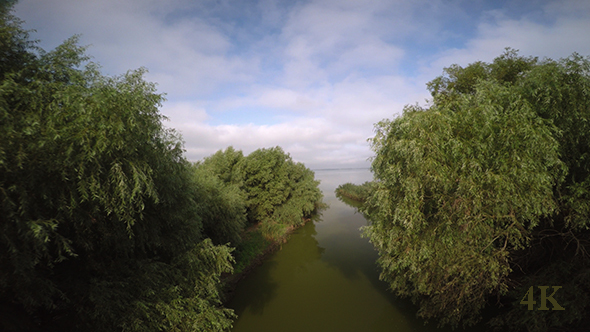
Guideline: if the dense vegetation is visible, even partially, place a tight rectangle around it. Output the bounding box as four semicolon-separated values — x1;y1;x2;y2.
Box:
335;181;375;203
196;146;324;243
362;49;590;331
0;4;322;331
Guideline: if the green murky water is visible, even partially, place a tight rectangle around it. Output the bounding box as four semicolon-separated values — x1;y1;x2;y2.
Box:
228;169;474;332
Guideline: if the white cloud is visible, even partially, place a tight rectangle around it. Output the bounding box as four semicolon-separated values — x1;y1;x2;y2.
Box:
162;101;209;123
420;0;590;81
170;116;373;169
16;0;260;98
14;0;590;169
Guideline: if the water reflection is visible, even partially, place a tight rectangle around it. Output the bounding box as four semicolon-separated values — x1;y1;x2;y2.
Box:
229;219;326;318
279;220;326;276
231;259;279;316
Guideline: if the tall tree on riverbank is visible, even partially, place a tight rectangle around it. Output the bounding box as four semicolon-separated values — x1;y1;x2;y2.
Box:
0;3;235;331
364;49;590;331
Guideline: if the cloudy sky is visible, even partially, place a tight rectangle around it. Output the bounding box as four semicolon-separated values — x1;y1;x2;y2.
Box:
14;0;590;169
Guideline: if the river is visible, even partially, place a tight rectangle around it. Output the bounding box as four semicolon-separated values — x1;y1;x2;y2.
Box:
228;168;470;332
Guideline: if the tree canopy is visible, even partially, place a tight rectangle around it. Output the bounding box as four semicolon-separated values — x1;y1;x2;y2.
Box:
196;146;323;242
0;4;236;331
363;49;590;331
0;5;325;329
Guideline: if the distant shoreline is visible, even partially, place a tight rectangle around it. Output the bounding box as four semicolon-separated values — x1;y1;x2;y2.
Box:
311;167;370;172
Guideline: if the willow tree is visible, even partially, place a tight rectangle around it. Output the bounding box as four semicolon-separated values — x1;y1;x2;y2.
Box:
364;49;590;330
0;4;234;331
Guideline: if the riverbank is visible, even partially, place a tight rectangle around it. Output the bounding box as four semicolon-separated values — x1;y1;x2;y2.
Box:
221;218;313;304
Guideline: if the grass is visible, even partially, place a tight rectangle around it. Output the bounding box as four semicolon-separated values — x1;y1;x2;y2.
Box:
232;227;273;275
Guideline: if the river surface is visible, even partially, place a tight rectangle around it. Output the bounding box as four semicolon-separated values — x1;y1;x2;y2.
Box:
228;168;470;332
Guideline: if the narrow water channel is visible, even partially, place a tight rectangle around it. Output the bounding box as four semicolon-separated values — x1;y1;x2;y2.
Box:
228;169;463;332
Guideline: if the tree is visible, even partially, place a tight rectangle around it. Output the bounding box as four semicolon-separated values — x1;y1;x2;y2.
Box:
236;146;323;240
364;49;590;330
0;4;235;331
192;163;247;246
335;181;375;203
198;146;324;242
197;146;244;185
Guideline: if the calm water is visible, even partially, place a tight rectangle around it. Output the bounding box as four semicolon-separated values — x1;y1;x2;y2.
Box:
228;169;473;332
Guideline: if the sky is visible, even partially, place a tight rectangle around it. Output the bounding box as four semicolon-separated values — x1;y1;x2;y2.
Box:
13;0;590;169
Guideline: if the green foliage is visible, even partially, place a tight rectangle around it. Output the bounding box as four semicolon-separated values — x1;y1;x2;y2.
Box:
0;5;235;331
335;181;375;203
196;146;244;186
517;54;590;231
197;145;323;247
364;49;590;330
120;240;236;332
232;228;272;275
426;48;538;99
0;0;37;78
237;147;323;240
192;164;247;246
238;146;292;223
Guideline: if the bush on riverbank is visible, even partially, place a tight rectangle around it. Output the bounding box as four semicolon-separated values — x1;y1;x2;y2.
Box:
232;227;272;275
196;146;324;243
335;181;375;203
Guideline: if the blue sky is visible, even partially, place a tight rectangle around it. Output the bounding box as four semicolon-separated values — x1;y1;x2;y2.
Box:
14;0;590;169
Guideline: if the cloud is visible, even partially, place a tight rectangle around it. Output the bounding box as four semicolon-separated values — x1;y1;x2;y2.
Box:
14;0;590;169
168;115;373;169
420;0;590;80
16;0;259;97
278;0;409;87
163;71;423;169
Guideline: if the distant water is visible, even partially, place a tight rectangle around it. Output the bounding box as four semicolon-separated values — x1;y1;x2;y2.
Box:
228;168;482;332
